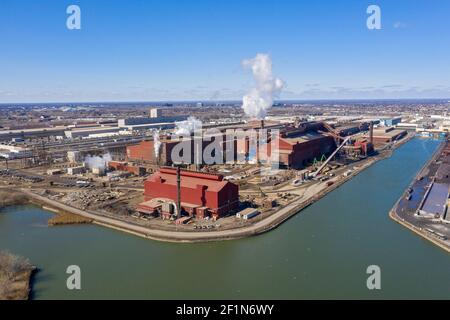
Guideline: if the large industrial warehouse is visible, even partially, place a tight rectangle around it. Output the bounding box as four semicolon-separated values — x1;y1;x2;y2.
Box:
272;132;336;169
139;167;239;220
127;121;346;169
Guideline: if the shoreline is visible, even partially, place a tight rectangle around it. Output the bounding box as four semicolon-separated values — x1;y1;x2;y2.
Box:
6;134;414;243
0;252;36;300
389;210;450;254
389;138;450;254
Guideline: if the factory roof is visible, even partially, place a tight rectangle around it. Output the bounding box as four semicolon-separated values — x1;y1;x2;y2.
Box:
282;132;330;145
421;182;449;216
66;126;121;133
210;121;283;132
122;122;175;130
0;126;67;134
137;198;165;209
372;129;406;137
335;123;360;130
147;167;231;192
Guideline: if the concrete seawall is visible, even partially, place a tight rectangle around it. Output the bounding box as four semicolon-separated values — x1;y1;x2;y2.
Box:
389;139;450;254
389;209;450;254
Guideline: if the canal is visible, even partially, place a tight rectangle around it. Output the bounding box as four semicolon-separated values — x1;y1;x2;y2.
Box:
1;137;449;299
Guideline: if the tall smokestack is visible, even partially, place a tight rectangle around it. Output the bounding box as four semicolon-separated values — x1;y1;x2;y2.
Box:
195;139;201;171
177;166;181;218
257;120;266;165
153;130;161;166
369;122;374;144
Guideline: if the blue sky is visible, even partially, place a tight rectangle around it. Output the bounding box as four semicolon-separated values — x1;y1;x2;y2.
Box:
1;0;450;103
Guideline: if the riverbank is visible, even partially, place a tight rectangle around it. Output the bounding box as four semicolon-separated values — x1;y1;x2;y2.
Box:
389;210;450;253
0;251;35;300
0;191;28;209
0;189;92;226
12;134;415;243
389;138;450;254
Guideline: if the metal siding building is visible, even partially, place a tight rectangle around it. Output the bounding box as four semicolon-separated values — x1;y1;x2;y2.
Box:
127;140;179;164
381;117;402;127
143;167;239;218
420;182;449;218
270;133;336;169
65;127;122;139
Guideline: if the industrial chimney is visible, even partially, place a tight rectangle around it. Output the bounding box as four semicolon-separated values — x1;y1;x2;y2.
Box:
176;166;181;219
369;122;374;145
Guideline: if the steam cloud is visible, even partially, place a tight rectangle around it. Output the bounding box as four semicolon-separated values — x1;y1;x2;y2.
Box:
241;53;284;119
84;153;112;170
174;116;202;135
153;129;161;160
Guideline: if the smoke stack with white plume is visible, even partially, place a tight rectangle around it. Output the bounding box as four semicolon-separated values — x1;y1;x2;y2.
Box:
84;153;112;171
174;116;202;136
153;129;161;164
241;53;284;120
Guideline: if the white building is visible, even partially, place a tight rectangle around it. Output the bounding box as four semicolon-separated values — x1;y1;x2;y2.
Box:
0;144;32;159
67;166;86;175
150;108;162;118
65;127;121;139
67;151;82;163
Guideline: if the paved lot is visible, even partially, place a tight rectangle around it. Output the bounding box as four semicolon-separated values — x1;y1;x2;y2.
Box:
392;142;450;250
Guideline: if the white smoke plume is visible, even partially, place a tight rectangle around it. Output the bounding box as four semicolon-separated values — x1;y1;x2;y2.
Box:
241;53;284;119
84;153;112;170
153;129;161;160
174;116;202;136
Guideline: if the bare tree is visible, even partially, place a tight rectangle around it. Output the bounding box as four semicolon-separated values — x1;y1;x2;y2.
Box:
0;251;32;300
0;275;12;299
0;251;31;279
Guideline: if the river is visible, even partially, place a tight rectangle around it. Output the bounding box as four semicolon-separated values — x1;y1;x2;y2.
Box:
0;137;449;299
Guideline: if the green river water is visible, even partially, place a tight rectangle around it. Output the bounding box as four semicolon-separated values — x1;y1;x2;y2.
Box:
0;137;449;299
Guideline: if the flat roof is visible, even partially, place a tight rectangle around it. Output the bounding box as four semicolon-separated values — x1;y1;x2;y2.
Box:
148;168;231;192
283;132;329;144
67;126;121;133
421;182;449;216
237;208;259;215
372;129;406;138
0;126;67;134
123;122;175;128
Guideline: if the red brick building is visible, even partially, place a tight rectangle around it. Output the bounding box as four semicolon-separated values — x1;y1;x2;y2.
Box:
267;133;336;169
108;161;147;176
142;167;239;219
126;141;154;162
127;136;238;166
127;140;179;164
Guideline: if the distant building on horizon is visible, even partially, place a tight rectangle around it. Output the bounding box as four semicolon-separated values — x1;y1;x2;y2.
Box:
380;117;402;127
150;108;162;118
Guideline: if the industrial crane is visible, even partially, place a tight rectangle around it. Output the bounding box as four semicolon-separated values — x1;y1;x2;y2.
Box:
310;122;351;178
310;121;375;178
311;136;351;178
321;122;347;143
